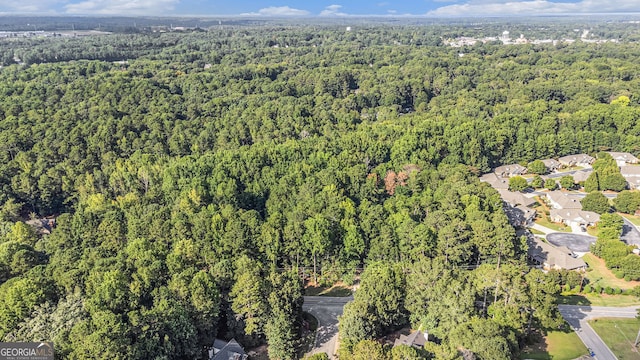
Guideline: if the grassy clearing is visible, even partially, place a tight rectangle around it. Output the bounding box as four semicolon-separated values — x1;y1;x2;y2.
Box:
620;213;640;227
558;166;584;173
535;216;572;232
558;294;640;307
530;228;546;235
304;283;353;297
589;318;640;360
519;329;588;360
583;253;640;290
586;226;599;237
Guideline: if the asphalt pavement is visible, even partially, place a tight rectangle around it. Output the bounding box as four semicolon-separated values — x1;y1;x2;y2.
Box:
558;305;639;360
302;296;353;359
621;217;640;247
547;233;596;253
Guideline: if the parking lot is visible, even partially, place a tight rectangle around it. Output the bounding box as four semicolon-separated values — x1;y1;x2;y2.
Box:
546;233;596;253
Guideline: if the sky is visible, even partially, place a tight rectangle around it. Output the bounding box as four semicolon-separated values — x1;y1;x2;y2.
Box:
1;0;640;17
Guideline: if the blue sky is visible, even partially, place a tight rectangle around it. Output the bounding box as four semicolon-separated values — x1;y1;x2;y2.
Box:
1;0;639;17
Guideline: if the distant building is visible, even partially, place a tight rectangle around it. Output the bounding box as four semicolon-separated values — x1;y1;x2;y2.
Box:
540;158;561;172
480;172;509;190
501;30;510;43
493;164;527;178
558;154;595;167
209;339;247;360
607;152;639;166
621;166;640;189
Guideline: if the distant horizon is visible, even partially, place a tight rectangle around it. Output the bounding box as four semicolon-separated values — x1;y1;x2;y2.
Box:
1;1;640;18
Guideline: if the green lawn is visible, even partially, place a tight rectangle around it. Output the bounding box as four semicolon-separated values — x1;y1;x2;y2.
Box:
583;253;640;290
535;216;571;232
519;329;588;360
558;294;640;307
558;166;584;173
620;213;640;227
530;228;546;235
588;318;640;360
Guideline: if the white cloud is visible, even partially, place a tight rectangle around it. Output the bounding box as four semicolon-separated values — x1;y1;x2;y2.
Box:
428;0;640;16
320;4;348;16
241;6;309;16
65;0;179;15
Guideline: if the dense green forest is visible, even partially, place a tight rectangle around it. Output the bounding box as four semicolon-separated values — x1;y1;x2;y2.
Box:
1;22;640;359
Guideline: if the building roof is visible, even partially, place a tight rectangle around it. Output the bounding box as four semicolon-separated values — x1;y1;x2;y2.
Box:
572;169;593;183
480;172;509;190
497;189;536;207
626;177;640;188
210;339;247;360
621;166;640;177
549;209;600;224
394;330;427;348
494;163;527;177
527;236;586;270
558;154;595;166
540;158;561;170
504;204;536;227
545;191;583;210
607;152;639;164
25;218;55;235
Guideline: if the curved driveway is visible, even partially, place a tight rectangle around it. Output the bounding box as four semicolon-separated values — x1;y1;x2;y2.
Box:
547;233;596;253
303;296;353;359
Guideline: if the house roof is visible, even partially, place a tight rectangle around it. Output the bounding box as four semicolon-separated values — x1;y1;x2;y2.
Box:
626;177;640;188
504;204;536;227
494;163;527;176
572;170;593;183
25;218;55;235
480;172;509;190
497;189;536;207
621;166;640;177
540;158;561;169
545;191;583;210
549;209;600;224
211;339;247;360
527;236;586;270
394;331;426;348
558;154;594;165
607;152;639;164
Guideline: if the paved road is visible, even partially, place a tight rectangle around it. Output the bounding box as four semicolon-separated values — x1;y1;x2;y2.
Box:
530;223;556;235
547;233;596;253
303;296;353;359
558;305;639;360
621;217;640;247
